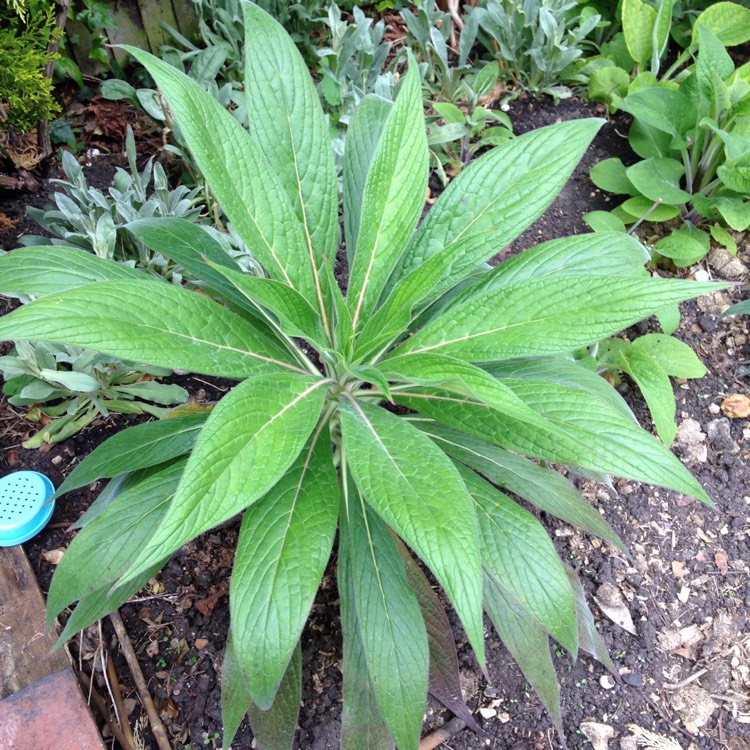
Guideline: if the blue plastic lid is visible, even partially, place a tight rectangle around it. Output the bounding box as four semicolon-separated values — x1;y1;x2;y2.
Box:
0;471;55;547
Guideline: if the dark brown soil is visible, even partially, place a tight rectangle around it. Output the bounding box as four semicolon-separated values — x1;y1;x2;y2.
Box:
2;95;749;750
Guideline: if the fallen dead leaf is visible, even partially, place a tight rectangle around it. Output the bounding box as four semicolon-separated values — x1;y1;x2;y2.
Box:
194;591;222;616
671;561;689;578
594;582;637;635
42;548;65;565
715;550;729;575
145;639;159;658
580;721;614;750
721;394;750;419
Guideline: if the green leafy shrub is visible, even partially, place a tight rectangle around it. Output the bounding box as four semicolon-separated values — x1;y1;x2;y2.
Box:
587;20;750;263
460;0;600;99
0;1;60;132
0;7;724;746
585;1;750;107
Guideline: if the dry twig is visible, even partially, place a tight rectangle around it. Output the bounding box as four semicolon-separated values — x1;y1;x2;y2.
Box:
419;717;466;750
109;610;172;750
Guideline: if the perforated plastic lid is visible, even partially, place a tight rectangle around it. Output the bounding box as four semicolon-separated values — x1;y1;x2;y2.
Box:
0;471;55;546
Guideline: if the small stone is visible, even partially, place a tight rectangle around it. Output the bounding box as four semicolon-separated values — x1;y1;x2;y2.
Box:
51;454;63;465
599;675;615;689
620;736;638;750
706;418;738;453
674;418;708;463
195;638;209;651
708;403;721;414
693;269;710;283
721;394;750;419
483;687;501;698
478;707;497;719
696;314;716;332
621;672;643;687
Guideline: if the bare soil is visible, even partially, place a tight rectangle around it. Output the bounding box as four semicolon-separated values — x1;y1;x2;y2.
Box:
1;94;749;750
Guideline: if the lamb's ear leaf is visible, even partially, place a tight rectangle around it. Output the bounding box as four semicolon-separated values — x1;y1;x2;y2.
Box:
339;400;485;668
121;46;314;299
0;246;150;297
400;276;726;362
0;281;297;379
230;430;338;710
347;56;428;333
242;3;338;265
564;566;617;675
344;95;393;263
54;414;207;499
421;421;625;553
458;465;578;657
223;632;302;750
483;576;563;736
116;374;327;587
387;119;604;302
395;537;482;733
338;521;396;750
341;492;429;750
47;460;185;624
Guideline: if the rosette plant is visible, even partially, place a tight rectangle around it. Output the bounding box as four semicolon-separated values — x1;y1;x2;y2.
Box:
0;5;723;747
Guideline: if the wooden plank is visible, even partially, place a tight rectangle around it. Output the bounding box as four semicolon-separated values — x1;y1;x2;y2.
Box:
171;0;199;41
106;1;150;66
138;0;181;53
0;546;69;700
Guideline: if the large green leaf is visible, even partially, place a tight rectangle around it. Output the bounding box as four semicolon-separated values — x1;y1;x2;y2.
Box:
443;233;650;311
459;466;578;655
339;528;395;750
398;277;724;361
626;158;691;205
342;491;428;750
358;121;604;356
396;539;481;732
116;373;327;585
392;119;604;295
344;95;393;263
483;356;636;422
207;261;328;348
396;377;709;502
57;563;163;646
420;421;625;552
339;400;485;667
47;461;185;623
0;246;149;297
222;632;302;750
564;566;616;674
621;88;696;148
230;431;338;709
692;2;750;47
347;59;428;333
483;576;562;734
122;47;316;302
54;414;207;498
243;4;338;264
124;218;266;315
0;281;300;378
622;0;656;67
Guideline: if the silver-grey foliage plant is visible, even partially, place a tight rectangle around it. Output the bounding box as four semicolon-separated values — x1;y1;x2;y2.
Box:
0;5;723;747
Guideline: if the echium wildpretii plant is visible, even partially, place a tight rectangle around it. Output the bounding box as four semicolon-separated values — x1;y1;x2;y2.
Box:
0;5;725;747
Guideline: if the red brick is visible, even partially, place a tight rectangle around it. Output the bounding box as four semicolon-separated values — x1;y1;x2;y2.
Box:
0;669;105;750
